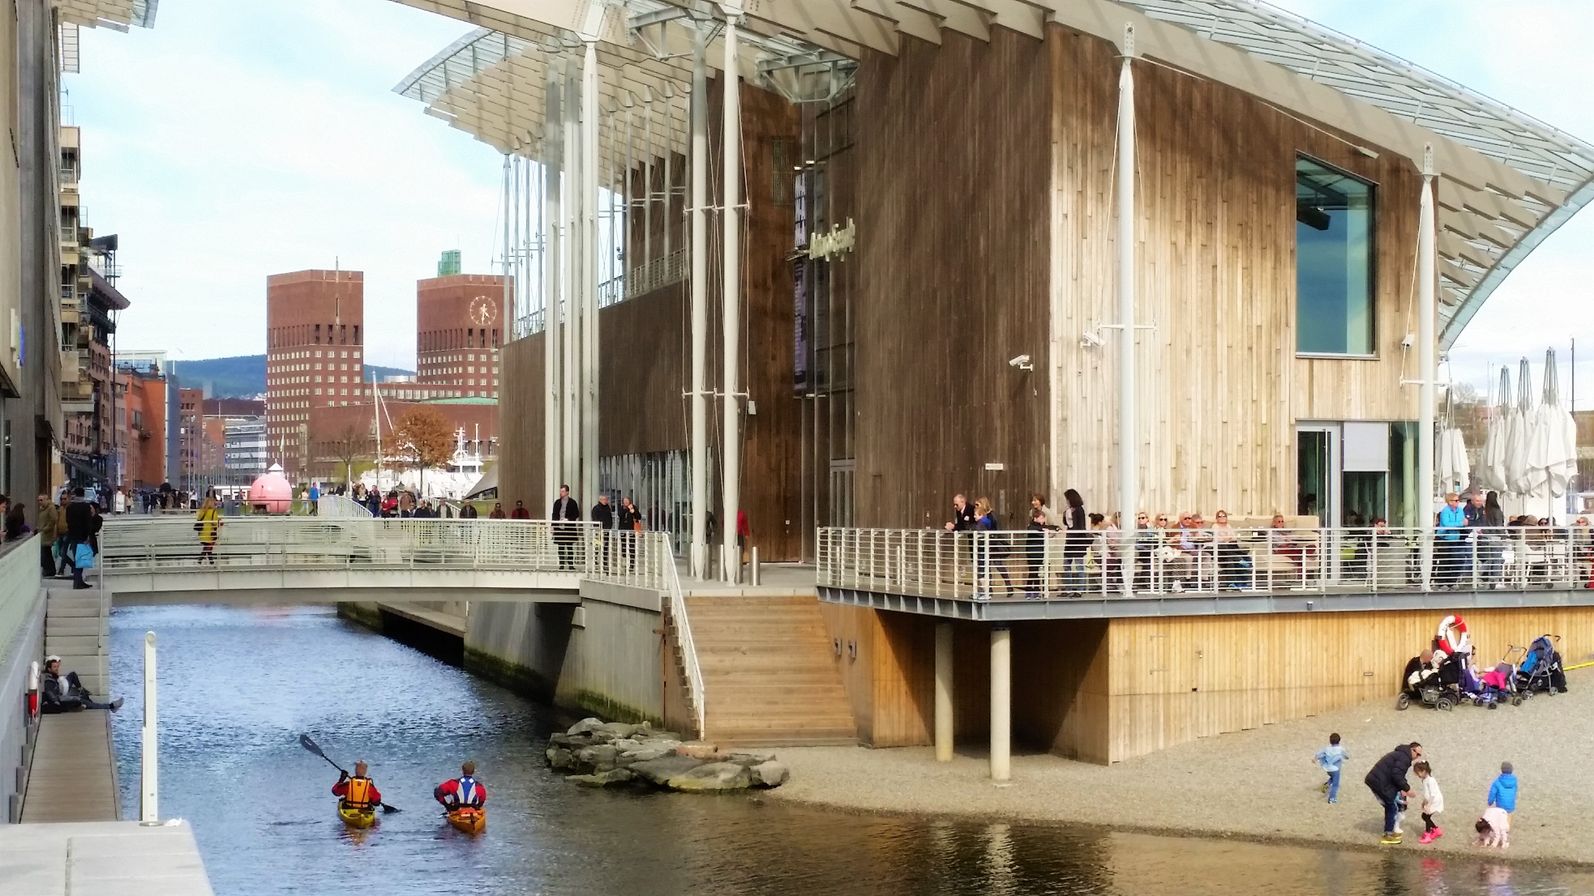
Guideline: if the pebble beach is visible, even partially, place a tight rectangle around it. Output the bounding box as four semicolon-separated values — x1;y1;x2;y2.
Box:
769;669;1593;865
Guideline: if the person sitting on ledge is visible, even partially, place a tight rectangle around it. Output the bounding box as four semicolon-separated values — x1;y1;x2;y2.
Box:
434;760;488;811
41;654;122;712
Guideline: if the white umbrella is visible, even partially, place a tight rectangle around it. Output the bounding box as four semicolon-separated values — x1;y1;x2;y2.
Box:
1436;426;1470;494
1479;367;1511;492
1505;358;1532;496
1539;349;1578;520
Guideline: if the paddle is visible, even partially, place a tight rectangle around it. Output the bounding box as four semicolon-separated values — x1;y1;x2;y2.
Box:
299;733;401;813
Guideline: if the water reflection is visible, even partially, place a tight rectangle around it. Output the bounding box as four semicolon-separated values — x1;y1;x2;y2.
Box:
109;605;1591;896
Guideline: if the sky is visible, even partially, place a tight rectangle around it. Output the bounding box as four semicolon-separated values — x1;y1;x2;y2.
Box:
73;0;1594;395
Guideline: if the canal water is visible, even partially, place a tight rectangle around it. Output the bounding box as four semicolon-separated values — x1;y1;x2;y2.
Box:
109;604;1592;896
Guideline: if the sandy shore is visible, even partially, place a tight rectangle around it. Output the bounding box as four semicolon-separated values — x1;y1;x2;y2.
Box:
769;669;1591;865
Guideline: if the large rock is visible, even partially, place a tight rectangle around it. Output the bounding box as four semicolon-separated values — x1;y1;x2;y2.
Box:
568;768;636;787
574;744;621;773
598;722;643;740
667;761;752;792
567;717;606;737
546;747;576;770
619;744;679;764
628;754;706;786
750;761;789;788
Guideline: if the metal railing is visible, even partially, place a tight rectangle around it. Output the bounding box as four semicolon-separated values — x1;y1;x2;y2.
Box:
817;525;1594;600
101;517;601;575
316;495;373;518
517;249;690;340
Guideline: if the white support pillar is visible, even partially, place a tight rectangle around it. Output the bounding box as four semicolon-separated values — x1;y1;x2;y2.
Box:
139;631;158;824
935;621;954;762
643;94;655;275
663;88;675;264
689;28;710;579
562;59;581;494
581;39;601;509
989;625;1011;783
502;154;513;338
512;156;523;335
545;68;565;510
1115;26;1138;597
1417;144;1438;588
721;10;744;583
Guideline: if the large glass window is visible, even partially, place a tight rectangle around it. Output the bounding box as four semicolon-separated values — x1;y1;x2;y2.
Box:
1296;156;1374;355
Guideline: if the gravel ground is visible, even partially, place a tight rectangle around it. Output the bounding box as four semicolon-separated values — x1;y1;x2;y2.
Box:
769;668;1591;865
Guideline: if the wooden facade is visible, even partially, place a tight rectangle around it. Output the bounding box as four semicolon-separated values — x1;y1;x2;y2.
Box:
820;604;1593;764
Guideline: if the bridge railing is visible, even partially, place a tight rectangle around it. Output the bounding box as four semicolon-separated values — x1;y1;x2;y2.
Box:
818;525;1594;600
101;517;601;574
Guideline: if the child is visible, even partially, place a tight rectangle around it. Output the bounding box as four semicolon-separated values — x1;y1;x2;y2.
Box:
1475;806;1510;848
1415;761;1444;843
1487;761;1518;815
1313;733;1348;803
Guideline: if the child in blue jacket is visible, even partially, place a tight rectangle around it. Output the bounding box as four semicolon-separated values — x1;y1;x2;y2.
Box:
1488;761;1518;814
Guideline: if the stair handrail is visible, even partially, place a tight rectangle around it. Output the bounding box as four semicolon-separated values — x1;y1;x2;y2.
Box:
660;534;706;738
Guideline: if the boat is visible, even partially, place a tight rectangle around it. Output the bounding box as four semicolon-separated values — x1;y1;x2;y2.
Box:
338;802;378;829
446;806;486;834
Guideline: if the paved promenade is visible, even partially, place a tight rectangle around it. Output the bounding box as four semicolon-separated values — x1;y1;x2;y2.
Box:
0;821;214;895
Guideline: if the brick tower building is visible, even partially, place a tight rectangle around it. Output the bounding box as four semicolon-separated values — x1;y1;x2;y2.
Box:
266;269;365;475
416;273;507;397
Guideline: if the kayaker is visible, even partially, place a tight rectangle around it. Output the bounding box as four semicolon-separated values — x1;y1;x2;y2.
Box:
332;760;382;811
434;761;487;811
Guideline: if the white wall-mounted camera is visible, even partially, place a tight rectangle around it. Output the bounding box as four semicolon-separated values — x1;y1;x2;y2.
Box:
1401;332;1415;349
1008;354;1033;371
1080;330;1106;348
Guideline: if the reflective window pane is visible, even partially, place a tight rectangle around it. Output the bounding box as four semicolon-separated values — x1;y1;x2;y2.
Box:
1296;157;1374;355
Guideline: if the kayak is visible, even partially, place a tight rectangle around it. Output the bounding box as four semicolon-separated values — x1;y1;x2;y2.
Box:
446;806;486;835
338;802;378;829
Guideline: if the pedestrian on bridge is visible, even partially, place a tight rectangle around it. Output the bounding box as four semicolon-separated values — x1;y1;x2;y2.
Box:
550;487;581;570
592;495;615;572
195;496;223;565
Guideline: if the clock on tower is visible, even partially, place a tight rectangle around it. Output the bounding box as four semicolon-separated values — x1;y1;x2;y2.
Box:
468;295;498;327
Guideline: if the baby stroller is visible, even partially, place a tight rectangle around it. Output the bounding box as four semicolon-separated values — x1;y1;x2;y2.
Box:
1396;653;1461;711
1477;662;1522;708
1514;634;1567;695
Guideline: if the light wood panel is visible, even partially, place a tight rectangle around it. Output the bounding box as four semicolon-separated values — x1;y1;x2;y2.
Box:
1049;25;1422;520
853;28;1053;528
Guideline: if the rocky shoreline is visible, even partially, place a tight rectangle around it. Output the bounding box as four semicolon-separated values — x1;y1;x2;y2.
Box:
545;717;790;792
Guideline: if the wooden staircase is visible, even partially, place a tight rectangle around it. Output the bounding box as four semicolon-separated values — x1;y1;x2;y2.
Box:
43;581;108;698
686;595;857;747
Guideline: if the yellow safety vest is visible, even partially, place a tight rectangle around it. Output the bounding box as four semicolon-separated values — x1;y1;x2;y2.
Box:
344;776;375;810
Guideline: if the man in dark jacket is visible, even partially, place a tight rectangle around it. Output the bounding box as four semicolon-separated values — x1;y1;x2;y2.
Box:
550;486;581;570
1365;742;1422;844
64;487;95;590
591;495;615;572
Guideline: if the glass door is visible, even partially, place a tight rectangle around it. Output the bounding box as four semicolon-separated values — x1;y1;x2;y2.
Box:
1296;424;1340;527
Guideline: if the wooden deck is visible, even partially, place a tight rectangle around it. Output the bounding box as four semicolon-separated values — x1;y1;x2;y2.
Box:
20;710;120;823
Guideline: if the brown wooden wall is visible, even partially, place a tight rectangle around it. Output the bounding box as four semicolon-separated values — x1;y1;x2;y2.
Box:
496;76;804;559
852;29;1054;529
1049;25;1421;520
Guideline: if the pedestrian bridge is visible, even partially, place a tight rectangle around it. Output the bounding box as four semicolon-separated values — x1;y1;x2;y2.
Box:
98;517;659;604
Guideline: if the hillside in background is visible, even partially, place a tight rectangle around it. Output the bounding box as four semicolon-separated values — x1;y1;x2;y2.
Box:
173;355;414;399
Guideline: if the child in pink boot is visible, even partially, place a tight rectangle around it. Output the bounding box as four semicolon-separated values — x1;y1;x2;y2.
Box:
1415;761;1445;844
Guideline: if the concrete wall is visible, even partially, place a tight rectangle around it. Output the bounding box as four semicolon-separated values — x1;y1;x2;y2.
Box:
464;584;667;726
0;537;47;822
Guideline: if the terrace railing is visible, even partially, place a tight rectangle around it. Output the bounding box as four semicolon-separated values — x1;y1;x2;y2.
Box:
817;526;1594;600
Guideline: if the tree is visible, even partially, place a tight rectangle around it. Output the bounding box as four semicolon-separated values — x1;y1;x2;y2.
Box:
319;423;374;489
393;407;454;499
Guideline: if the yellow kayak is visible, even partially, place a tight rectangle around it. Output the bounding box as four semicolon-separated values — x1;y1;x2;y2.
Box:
446;806;486;835
338;802;378;829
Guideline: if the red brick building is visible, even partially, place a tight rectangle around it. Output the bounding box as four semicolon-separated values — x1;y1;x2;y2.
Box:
416;273;507;397
266;269;365;475
119;366;168;490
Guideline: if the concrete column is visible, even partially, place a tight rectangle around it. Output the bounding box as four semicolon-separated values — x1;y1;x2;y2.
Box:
581;39;601;508
688;30;710;579
501;154;512;338
1417;144;1437;588
935;621;954;762
561;59;581;493
721;12;744;583
542;70;564;510
989;625;1011;783
1115;25;1138;597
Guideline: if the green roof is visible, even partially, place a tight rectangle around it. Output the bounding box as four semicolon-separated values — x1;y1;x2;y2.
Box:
416;396;497;406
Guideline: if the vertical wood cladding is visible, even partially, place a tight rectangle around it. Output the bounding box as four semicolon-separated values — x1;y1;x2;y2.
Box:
497;76;801;559
1048;26;1420;520
853;29;1053;529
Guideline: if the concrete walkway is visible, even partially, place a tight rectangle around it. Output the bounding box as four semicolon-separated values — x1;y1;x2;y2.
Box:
20;712;118;823
0;821;214;895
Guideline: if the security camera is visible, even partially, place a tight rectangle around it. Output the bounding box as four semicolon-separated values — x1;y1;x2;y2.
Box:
1008;354;1033;370
1401;333;1415;349
1080;330;1106;348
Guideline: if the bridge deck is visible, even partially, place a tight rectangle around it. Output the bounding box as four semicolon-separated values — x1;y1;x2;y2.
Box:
20;711;119;822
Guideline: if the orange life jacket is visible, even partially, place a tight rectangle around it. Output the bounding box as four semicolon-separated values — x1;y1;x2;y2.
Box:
344;776;375;810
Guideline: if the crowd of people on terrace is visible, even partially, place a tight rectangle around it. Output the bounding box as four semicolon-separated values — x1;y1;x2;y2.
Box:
933;489;1594;599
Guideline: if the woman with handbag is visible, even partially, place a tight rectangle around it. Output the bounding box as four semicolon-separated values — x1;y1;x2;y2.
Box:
618;497;643;570
195;495;223;565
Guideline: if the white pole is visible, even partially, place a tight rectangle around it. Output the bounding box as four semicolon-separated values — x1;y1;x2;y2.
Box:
934;621;954;762
643;94;655;274
139;631;158;824
721;12;743;583
582;39;601;509
663;88;674;265
372;372;382;491
544;67;563;510
513;156;522;339
1116;27;1138;597
990;625;1011;783
689;29;710;579
1417;144;1437;588
562;59;580;494
502;154;512;337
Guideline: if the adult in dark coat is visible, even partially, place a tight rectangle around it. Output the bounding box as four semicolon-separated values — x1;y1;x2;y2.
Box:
591;495;615;572
1364;742;1422;841
617;497;642;570
550;485;581;570
64;488;95;590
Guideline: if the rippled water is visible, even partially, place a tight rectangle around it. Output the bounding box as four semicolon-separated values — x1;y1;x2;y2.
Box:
109;605;1593;896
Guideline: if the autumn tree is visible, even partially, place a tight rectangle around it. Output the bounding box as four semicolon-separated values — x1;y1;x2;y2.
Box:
393;407;454;498
319;423;374;488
